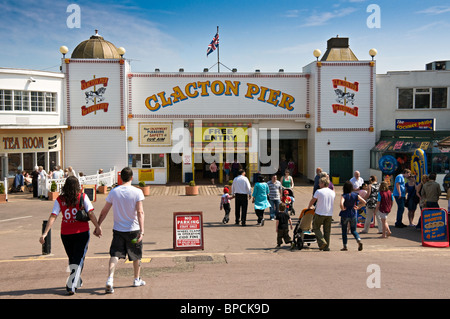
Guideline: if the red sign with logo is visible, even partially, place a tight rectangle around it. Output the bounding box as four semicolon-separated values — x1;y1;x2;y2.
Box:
80;76;109;116
173;212;204;250
331;78;359;117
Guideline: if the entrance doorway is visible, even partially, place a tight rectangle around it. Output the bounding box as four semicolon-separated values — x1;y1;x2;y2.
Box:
278;139;306;177
193;153;248;185
168;153;183;183
329;150;353;184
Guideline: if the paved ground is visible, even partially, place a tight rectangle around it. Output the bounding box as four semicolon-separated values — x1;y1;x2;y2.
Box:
0;184;449;307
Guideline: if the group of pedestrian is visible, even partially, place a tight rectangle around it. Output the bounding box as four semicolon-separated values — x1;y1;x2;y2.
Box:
308;168;415;252
39;167;146;295
392;169;443;230
219;168;296;247
37;164;445;294
28;165;79;199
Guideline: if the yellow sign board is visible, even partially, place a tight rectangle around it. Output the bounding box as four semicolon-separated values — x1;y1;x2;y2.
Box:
199;127;248;143
139;122;172;147
138;169;154;181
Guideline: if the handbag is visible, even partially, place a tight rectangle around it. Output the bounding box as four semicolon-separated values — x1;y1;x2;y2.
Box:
75;194;90;222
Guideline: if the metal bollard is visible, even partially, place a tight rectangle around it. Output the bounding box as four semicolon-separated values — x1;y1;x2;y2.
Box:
42;220;51;255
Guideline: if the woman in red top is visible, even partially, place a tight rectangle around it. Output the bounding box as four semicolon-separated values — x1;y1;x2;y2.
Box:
39;176;101;295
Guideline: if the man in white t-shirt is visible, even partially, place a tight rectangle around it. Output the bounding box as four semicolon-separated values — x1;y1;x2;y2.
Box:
308;177;335;251
350;171;364;192
96;167;146;293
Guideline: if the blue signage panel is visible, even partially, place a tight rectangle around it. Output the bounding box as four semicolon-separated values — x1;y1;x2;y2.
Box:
395;119;435;131
421;208;449;248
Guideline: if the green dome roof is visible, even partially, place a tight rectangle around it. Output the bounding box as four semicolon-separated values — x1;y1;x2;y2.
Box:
71;30;120;59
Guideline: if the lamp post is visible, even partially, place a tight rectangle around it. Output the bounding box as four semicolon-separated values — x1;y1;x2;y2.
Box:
117;47;126;58
313;49;321;61
59;45;69;58
369;48;377;61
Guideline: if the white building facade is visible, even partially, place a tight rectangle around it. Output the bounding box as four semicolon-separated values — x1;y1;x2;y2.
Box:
372;65;450;188
0;68;66;177
1;34;410;187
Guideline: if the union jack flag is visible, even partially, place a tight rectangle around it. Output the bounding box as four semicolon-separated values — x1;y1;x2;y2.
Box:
207;32;219;57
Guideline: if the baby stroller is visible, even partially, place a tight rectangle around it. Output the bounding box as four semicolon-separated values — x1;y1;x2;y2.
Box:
292;208;317;250
282;188;296;216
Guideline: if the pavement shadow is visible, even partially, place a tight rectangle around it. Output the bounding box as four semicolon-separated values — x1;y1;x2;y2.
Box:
0;286;108;297
389;225;423;243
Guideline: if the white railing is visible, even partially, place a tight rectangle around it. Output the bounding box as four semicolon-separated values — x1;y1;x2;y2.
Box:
44;168;116;193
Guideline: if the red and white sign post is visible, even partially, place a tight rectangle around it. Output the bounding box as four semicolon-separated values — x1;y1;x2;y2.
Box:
173;212;204;250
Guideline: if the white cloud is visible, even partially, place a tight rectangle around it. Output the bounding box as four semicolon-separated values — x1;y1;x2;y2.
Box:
406;21;450;35
0;0;180;71
301;7;358;27
283;10;300;18
416;6;450;15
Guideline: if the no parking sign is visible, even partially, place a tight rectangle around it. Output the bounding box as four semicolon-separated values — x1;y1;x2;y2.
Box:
173;212;204;250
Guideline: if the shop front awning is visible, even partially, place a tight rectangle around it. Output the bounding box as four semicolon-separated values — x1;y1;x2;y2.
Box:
438;137;450;147
371;138;445;154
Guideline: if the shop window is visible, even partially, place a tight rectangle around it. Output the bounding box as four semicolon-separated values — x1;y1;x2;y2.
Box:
151;154;165;168
128;154;142;168
37;152;46;171
23;153;35;173
49;151;58;170
128;153;165;168
142;154;151;168
432;154;450;174
8;153;21;176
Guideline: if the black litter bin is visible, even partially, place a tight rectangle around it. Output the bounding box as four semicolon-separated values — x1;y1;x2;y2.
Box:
185;172;193;183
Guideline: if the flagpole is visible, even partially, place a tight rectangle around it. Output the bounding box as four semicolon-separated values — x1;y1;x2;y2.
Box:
217;26;220;73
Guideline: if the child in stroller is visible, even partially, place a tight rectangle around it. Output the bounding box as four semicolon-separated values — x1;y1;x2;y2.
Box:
281;189;295;216
292;208;317;250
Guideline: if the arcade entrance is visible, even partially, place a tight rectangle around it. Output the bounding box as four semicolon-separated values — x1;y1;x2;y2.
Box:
194;152;249;185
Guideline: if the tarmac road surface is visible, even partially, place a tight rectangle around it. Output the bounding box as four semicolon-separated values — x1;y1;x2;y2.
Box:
0;185;449;304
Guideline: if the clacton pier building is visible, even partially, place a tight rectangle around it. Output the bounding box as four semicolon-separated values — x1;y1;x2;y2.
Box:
1;32;448;187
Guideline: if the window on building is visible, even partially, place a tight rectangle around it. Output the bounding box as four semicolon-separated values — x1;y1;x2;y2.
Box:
142;154;151;168
31;91;44;112
0;89;56;113
151;154;165;168
432;88;447;109
23;153;35;172
49;151;58;170
45;92;56;112
398;87;448;109
414;88;430;109
398;89;413;109
8;153;21;176
128;153;165;168
37;152;46;171
14;90;30;111
128;154;142;168
432;154;450;174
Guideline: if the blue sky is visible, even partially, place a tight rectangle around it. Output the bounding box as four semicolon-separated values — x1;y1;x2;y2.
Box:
1;0;450;74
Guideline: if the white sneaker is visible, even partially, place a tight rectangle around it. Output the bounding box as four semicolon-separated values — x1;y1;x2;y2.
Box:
105;278;114;294
133;278;146;287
